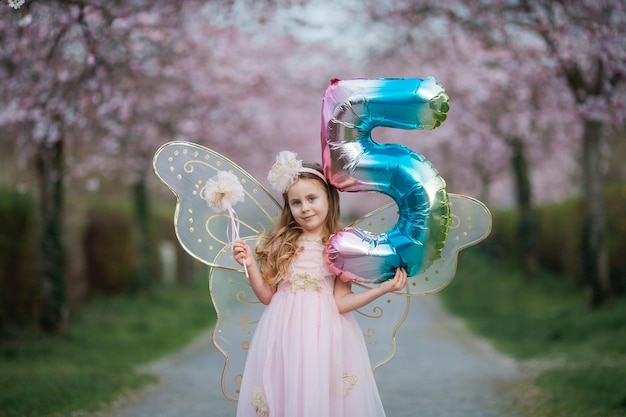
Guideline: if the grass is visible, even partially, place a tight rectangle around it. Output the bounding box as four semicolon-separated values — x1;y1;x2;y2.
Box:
439;248;626;417
0;275;216;417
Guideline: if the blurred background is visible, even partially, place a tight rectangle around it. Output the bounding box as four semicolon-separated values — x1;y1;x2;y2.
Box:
0;1;625;416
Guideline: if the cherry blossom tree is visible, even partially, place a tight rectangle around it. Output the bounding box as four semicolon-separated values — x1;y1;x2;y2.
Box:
0;0;354;331
366;0;625;304
2;1;103;332
0;0;201;331
449;0;626;304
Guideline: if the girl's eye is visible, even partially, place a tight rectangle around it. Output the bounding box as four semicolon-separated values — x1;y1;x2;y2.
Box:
291;200;301;207
308;196;316;202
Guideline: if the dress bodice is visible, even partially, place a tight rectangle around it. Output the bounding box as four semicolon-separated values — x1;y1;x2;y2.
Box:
276;239;336;295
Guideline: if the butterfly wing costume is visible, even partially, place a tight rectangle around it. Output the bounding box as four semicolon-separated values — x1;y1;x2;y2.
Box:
153;140;491;402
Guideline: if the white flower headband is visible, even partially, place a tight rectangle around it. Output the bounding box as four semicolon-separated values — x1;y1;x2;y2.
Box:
267;151;327;194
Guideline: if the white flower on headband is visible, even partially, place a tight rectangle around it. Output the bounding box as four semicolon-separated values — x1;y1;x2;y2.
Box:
202;171;245;211
267;151;303;194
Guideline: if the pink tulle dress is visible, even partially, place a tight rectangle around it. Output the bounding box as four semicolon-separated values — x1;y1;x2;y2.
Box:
236;239;386;417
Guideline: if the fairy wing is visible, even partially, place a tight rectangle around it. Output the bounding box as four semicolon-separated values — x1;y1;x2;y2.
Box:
351;282;412;372
153;141;278;402
153;141;281;271
209;248;264;403
351;193;492;370
410;193;492;294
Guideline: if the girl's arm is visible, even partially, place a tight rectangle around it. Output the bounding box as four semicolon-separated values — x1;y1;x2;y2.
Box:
232;240;276;305
334;267;407;314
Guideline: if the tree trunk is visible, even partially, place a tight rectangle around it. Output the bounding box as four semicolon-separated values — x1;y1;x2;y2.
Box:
510;138;537;279
36;139;66;333
132;178;154;292
581;119;610;306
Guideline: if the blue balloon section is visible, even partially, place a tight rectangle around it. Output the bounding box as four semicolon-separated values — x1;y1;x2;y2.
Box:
321;77;451;283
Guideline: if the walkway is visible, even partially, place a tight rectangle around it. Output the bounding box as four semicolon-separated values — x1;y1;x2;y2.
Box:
91;295;525;417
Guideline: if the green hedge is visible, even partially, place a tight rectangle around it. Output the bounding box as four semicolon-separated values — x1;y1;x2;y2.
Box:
485;183;626;291
82;208;136;294
606;184;626;293
0;189;181;329
0;189;40;330
535;197;584;282
80;198;180;295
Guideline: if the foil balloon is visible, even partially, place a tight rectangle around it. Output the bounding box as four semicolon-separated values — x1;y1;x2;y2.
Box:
321;77;451;283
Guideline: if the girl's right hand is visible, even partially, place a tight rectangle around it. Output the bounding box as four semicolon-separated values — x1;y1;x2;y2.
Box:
232;240;273;305
232;240;253;269
379;267;407;293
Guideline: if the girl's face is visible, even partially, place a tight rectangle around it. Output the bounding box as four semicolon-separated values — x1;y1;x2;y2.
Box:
286;178;329;239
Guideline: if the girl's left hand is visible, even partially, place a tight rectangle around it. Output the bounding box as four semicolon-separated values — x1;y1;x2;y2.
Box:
380;267;407;293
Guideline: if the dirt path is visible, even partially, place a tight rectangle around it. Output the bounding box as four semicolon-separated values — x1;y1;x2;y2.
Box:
92;295;526;417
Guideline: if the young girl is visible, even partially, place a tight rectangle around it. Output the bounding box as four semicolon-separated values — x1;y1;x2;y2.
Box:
232;151;407;417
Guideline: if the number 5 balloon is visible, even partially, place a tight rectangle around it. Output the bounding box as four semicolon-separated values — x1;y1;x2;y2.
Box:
321;77;453;283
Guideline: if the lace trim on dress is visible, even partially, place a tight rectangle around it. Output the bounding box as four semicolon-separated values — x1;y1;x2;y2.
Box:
252;386;269;417
290;272;322;291
342;374;358;397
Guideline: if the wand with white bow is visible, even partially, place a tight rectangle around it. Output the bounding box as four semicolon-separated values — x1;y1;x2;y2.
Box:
202;170;248;277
